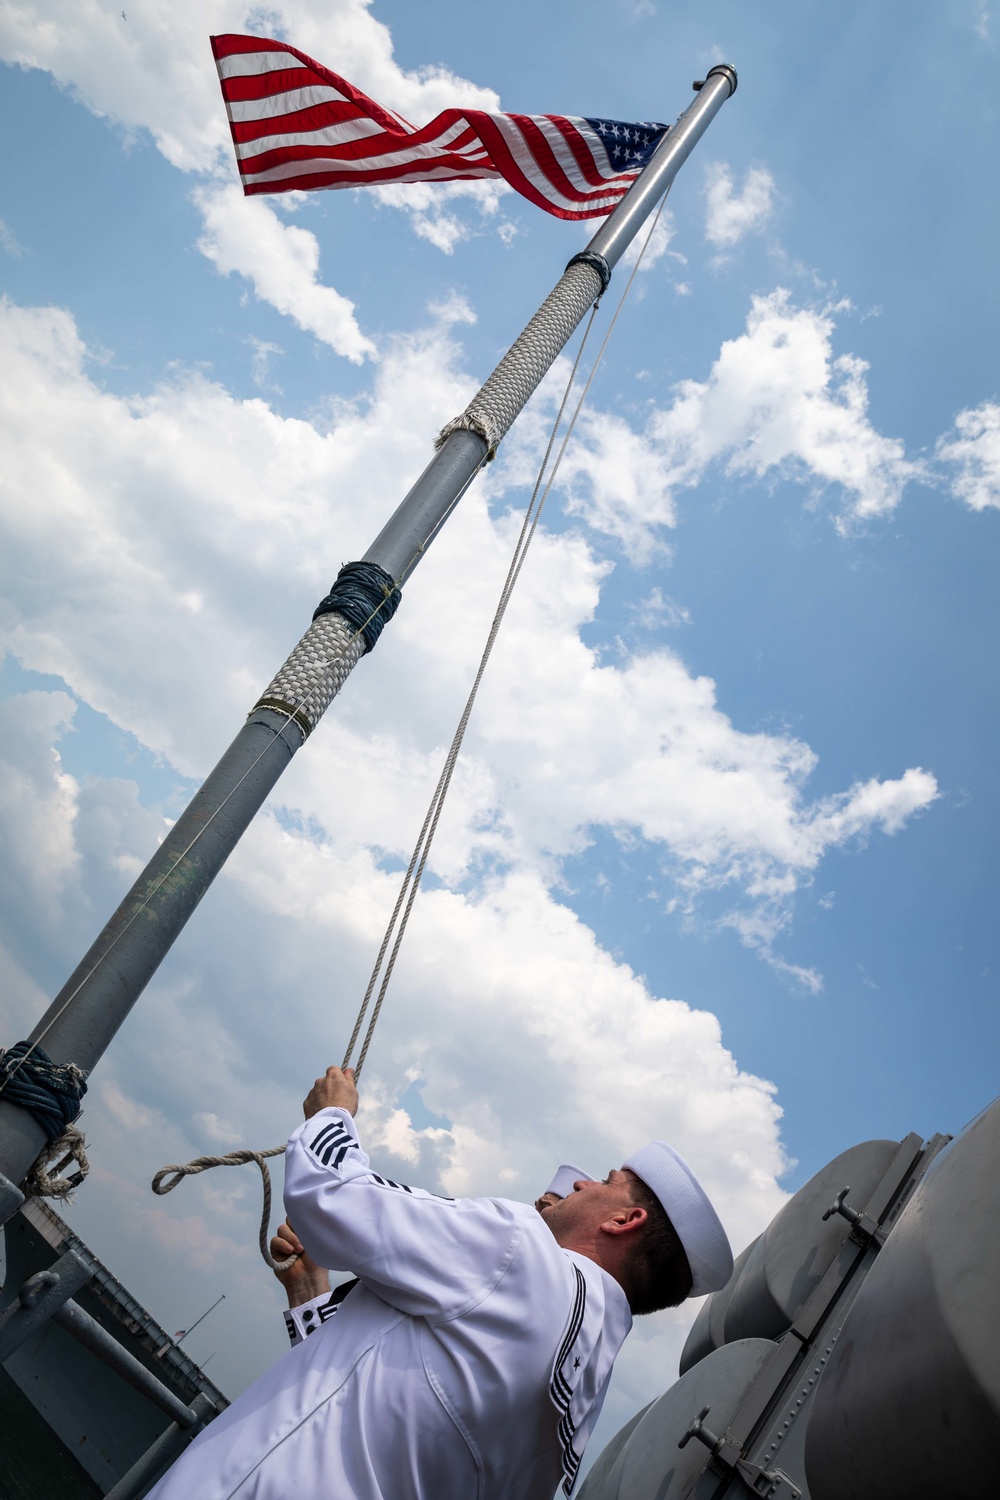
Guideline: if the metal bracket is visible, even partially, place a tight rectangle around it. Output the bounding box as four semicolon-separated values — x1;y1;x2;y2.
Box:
679;1406;802;1498
821;1185;885;1247
0;1247;93;1364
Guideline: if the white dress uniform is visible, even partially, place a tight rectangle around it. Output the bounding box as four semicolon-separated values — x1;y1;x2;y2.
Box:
147;1110;632;1500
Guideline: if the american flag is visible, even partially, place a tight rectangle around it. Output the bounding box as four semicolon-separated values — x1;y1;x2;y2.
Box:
211;34;668;221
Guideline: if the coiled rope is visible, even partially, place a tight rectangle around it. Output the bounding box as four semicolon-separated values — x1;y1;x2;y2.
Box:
0;1041;88;1141
0;1042;91;1199
153;191;673;1269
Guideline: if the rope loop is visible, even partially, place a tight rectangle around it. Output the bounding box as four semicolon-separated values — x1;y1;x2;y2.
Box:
24;1124;90;1200
152;1146;295;1271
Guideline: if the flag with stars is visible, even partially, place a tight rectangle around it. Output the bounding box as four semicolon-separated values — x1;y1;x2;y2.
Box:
212;34;668;220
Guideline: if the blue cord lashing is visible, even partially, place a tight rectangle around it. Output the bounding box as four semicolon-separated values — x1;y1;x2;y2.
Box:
313;561;402;653
0;1042;88;1141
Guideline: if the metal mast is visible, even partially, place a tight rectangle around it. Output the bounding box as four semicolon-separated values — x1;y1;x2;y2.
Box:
0;66;736;1204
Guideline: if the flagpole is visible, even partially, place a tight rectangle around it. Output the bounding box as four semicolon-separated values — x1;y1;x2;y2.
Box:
0;66;736;1200
154;1294;225;1359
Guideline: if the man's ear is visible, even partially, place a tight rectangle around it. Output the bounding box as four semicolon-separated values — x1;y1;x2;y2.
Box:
600;1205;647;1237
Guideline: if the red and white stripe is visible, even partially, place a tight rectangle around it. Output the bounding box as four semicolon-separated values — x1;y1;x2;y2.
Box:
211;34;648;220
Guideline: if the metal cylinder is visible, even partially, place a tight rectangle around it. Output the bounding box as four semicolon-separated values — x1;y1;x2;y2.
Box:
588;66;736;271
363;428;489;585
804;1098;1000;1500
52;1298;199;1428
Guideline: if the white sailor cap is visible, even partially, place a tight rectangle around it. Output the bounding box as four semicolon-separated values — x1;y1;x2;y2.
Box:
623;1141;734;1298
543;1164;596;1199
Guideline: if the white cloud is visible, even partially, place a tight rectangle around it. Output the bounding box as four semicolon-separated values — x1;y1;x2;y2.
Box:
705;162;776;248
649;289;921;532
246;336;284;390
629;587;691;630
936;400;1000;511
195;183;376;362
618;209;678;273
558;406;680;560
808;768;940;843
491;355;677;564
720;768;938;983
507;291;921;557
0;690;81;916
370;179;512;255
0;216;26;257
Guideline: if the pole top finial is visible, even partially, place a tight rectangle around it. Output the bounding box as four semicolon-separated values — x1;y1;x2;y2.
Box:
693;64;737;97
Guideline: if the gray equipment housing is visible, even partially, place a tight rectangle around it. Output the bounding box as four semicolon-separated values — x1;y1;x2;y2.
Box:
579;1094;1000;1500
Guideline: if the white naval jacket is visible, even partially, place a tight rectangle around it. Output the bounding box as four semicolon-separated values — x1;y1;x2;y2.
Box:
148;1108;632;1500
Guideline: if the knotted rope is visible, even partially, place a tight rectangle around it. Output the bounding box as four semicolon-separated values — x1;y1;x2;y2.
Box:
0;1041;91;1200
24;1125;90;1200
150;190;672;1271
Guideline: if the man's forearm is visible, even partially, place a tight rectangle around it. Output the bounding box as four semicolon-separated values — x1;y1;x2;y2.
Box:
285;1269;332;1308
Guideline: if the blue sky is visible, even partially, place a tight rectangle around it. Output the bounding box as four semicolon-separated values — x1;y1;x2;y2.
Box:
1;0;998;1459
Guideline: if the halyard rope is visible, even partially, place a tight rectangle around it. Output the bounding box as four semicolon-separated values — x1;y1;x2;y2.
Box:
340;190;675;1080
340;303;603;1080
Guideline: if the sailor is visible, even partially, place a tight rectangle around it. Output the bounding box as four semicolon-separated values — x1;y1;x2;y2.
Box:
148;1065;733;1500
274;1161;600;1346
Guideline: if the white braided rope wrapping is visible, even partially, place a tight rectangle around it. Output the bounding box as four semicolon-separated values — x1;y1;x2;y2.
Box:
437;259;604;455
254;610;366;733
